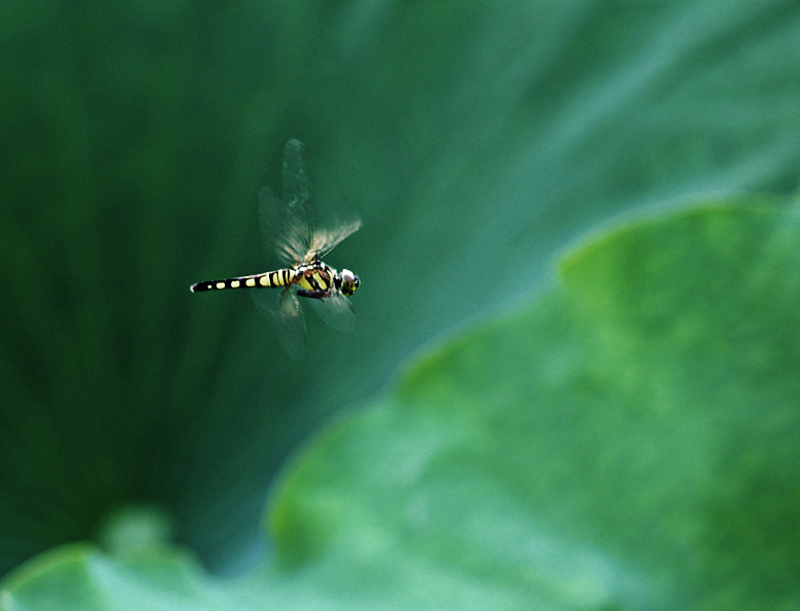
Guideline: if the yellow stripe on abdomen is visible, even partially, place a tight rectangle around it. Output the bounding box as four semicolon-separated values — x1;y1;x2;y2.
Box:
189;268;295;293
257;268;294;288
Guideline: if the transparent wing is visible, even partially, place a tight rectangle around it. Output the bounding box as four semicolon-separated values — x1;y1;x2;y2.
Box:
307;218;363;262
276;290;308;359
251;288;307;359
259;139;314;265
282;139;310;213
307;291;356;333
259;186;307;265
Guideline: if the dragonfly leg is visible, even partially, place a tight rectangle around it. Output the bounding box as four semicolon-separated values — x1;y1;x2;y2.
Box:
297;289;331;300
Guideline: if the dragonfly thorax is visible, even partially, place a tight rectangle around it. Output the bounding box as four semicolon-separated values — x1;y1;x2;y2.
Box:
290;261;359;299
293;261;335;294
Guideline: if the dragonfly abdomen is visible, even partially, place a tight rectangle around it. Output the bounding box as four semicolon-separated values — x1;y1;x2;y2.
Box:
190;268;296;293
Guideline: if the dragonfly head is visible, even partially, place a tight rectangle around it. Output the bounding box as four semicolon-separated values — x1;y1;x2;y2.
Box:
338;269;360;296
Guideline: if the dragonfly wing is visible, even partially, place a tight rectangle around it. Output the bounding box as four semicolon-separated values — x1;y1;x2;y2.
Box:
309;218;363;261
259;139;314;265
282;139;310;212
251;288;307;359
307;291;356;333
259;186;308;265
276;289;308;359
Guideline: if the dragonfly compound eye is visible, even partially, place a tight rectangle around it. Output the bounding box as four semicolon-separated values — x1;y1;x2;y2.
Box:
339;269;360;296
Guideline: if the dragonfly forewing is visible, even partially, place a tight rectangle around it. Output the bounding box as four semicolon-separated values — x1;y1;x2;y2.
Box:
309;219;363;262
259;186;309;265
282;139;310;210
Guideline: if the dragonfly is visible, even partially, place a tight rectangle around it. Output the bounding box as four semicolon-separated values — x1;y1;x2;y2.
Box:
190;139;361;357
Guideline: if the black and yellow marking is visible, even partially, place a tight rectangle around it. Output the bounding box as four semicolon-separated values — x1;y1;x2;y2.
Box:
190;268;297;293
294;263;335;294
189;262;340;296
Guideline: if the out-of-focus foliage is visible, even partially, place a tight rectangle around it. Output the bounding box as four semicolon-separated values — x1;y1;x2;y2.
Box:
1;0;800;604
5;199;799;609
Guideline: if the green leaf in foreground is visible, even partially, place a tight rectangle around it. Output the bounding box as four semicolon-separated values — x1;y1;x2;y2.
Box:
4;198;799;610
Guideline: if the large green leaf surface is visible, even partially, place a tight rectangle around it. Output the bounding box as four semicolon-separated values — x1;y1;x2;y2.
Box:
2;0;800;593
4;199;798;609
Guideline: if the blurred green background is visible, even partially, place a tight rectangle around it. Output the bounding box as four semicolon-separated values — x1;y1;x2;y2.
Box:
1;1;799;608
